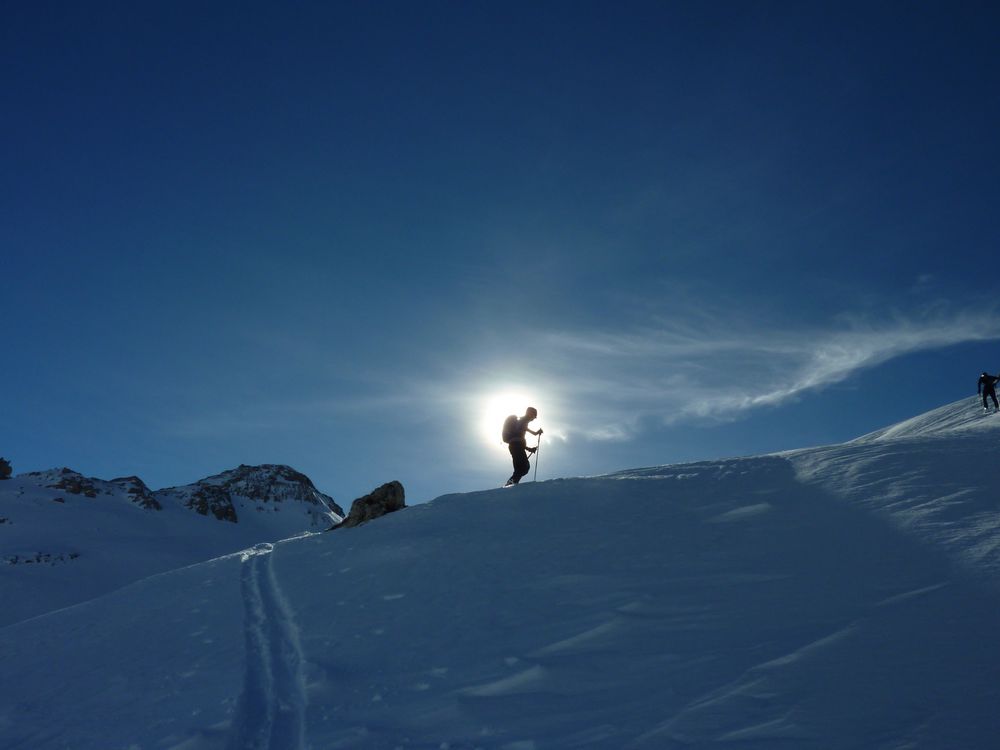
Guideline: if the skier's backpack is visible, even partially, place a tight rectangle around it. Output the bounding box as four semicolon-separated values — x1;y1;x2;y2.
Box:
501;414;519;444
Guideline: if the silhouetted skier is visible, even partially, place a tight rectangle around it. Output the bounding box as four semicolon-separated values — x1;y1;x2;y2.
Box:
502;407;543;487
978;371;999;412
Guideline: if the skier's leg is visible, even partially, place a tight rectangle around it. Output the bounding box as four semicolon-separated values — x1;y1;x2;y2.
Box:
508;444;530;485
512;445;530;484
515;451;530;483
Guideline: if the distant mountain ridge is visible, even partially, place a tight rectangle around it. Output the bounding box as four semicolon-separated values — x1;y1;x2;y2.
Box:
0;463;344;627
21;463;344;521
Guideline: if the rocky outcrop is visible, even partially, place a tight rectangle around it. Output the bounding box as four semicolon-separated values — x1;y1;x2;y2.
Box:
330;481;405;530
3;551;80;566
40;468;100;498
27;469;159;509
110;476;162;511
181;483;237;522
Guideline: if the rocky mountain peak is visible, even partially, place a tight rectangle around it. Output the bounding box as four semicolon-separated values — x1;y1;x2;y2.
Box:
157;464;344;524
204;464;333;504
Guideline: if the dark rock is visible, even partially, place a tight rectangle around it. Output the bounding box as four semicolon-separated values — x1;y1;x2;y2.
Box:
110;476;162;511
3;551;80;566
184;484;238;523
330;481;405;530
47;470;99;498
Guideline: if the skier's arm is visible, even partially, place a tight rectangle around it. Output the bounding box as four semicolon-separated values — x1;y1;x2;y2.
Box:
528;427;543;436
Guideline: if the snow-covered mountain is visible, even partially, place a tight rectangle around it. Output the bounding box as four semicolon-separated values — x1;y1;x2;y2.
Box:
3;398;1000;749
156;463;344;527
0;464;343;626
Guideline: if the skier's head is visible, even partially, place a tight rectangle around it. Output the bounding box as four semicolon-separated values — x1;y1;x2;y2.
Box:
525;406;538;420
985;371;990;376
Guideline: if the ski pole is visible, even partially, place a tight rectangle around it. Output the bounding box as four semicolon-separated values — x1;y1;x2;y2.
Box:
533;433;542;482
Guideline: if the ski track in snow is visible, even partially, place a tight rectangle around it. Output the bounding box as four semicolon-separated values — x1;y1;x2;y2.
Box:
227;543;307;750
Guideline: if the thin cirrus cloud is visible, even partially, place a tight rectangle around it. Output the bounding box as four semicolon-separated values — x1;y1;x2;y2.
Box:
154;308;1000;448
536;308;1000;440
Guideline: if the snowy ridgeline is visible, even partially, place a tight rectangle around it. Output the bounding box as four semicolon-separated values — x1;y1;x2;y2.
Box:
0;464;343;626
2;397;1000;749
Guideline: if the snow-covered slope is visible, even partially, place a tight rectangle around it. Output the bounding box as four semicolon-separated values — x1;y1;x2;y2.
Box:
2;398;999;749
851;395;999;443
790;396;1000;581
0;464;342;626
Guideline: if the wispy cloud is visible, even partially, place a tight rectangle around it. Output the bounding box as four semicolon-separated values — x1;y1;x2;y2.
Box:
151;302;1000;453
530;306;1000;441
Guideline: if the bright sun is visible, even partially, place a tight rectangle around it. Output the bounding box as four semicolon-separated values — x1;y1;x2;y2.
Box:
479;390;538;449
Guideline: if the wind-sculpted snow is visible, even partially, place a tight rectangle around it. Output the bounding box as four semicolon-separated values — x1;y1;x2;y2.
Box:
1;400;1000;748
852;395;1000;442
790;396;1000;580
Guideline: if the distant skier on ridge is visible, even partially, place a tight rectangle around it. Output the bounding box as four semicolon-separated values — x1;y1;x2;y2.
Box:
978;371;999;412
502;407;543;487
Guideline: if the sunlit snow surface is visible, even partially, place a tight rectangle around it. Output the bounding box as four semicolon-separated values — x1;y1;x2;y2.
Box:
3;397;1000;749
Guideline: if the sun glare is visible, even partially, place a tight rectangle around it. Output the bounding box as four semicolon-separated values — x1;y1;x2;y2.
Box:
480;390;538;449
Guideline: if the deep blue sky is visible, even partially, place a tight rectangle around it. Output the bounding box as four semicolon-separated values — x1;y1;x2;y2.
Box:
4;2;1000;505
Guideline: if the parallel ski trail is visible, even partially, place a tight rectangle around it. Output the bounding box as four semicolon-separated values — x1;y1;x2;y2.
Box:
228;543;307;750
